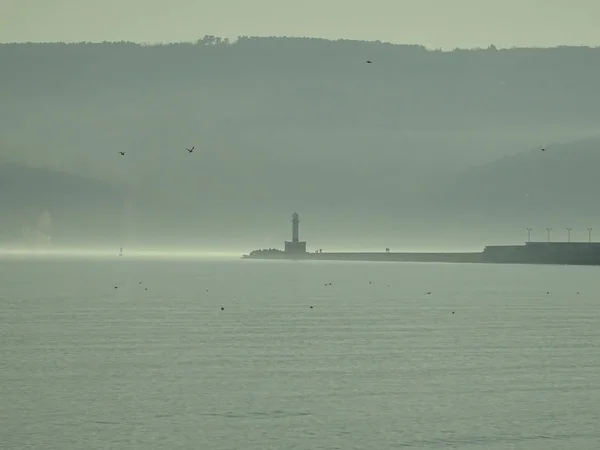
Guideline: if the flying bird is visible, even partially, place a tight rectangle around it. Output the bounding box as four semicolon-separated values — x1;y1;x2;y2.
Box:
366;60;373;64
186;146;195;153
118;151;125;156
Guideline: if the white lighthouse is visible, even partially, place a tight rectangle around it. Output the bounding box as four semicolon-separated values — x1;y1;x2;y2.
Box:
284;213;307;253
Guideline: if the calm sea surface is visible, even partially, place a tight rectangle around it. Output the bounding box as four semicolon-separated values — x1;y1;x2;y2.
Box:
1;257;599;449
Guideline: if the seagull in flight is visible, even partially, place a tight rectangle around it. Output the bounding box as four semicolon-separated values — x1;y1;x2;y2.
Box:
118;151;125;156
186;146;195;153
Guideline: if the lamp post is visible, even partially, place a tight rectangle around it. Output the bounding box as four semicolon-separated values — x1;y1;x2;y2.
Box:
546;227;552;243
526;228;532;243
566;227;572;243
587;228;593;243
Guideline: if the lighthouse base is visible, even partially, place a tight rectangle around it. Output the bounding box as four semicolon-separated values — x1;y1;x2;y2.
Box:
285;241;307;253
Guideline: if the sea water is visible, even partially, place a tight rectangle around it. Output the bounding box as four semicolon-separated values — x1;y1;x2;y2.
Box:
1;257;599;449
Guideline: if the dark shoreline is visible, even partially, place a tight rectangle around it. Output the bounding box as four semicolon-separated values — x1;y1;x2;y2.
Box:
242;251;484;264
242;242;600;266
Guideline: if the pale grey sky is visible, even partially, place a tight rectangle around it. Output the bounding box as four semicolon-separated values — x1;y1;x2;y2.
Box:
1;0;599;48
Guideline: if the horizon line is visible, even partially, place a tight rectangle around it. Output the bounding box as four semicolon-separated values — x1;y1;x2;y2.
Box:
1;36;599;52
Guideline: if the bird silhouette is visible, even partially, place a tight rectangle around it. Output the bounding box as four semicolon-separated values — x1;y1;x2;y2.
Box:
118;151;125;156
541;148;545;151
366;60;373;64
186;146;195;153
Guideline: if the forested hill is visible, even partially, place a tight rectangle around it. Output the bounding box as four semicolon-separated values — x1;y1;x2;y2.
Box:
2;37;599;131
2;37;600;241
0;163;122;244
434;136;600;227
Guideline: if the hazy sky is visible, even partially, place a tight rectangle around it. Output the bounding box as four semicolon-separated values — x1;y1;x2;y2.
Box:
2;0;599;48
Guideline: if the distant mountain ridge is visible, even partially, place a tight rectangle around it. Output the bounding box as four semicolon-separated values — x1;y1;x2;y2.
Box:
2;38;600;240
435;136;600;225
0;163;123;243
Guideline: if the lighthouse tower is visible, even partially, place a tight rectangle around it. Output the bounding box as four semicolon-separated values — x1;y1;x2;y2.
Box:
284;213;307;253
